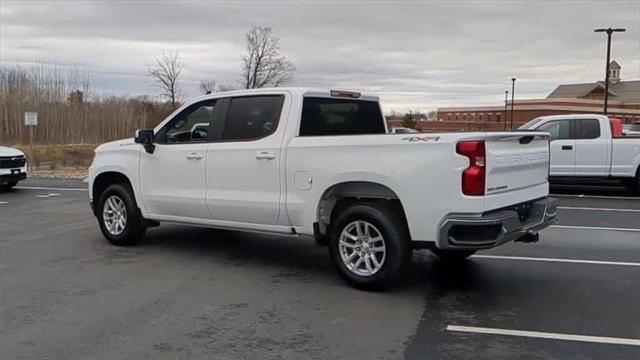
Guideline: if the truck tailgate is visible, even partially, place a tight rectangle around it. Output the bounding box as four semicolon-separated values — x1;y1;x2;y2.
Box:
484;132;550;198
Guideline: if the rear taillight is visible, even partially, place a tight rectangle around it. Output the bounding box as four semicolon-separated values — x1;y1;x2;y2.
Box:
456;141;486;196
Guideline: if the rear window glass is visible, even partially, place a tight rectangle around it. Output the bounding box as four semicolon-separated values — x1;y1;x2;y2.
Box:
576;119;600;139
299;97;385;136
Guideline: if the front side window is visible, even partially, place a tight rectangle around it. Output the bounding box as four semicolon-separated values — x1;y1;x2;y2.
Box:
537;120;571;140
158;99;217;143
576;119;601;139
299;97;386;136
222;95;284;141
518;117;545;130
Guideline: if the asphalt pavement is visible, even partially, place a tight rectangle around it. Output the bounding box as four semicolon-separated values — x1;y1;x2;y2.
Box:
1;179;638;360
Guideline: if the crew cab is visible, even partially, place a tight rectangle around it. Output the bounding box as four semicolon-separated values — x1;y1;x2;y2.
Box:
519;114;640;194
89;88;557;289
0;146;27;191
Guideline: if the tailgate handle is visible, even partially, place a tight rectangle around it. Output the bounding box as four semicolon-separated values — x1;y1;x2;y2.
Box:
561;145;573;150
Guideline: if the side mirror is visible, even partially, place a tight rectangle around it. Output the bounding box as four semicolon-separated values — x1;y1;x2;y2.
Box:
135;129;155;154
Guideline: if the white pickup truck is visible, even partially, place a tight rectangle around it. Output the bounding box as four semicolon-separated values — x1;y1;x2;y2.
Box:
519;114;640;194
89;88;557;289
0;146;27;191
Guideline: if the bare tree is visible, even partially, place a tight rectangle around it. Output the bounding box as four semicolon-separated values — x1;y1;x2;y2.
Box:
199;79;218;94
199;79;238;94
242;26;295;89
147;50;184;107
0;63;174;146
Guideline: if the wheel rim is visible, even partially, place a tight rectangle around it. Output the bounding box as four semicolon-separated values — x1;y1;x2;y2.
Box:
102;195;127;236
338;220;386;276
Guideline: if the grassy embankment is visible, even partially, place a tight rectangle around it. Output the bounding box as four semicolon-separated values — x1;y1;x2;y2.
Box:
11;144;97;179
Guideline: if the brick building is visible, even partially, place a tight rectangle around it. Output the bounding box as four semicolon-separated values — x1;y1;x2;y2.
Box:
436;61;640;128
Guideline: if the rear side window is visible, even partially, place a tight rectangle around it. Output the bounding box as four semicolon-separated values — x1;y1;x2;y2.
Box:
576;119;601;139
222;95;284;141
537;120;571;140
299;97;385;136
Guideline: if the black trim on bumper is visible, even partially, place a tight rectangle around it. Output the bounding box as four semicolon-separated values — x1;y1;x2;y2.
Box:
0;172;27;184
437;197;558;250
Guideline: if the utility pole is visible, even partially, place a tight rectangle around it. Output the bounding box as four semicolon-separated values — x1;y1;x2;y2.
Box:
594;27;625;115
504;90;509;130
510;78;516;129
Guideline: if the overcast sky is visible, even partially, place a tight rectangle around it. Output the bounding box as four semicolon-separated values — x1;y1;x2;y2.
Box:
1;0;639;112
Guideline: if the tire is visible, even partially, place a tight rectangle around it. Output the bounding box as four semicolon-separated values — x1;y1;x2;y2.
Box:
328;201;411;290
430;248;476;261
0;181;18;192
97;183;146;246
632;170;640;196
623;178;639;196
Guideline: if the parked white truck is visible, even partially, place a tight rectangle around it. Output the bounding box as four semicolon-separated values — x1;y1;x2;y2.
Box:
89;88;557;289
519;114;640;194
0;146;27;191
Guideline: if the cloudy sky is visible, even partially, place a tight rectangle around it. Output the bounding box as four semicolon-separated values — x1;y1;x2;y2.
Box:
1;0;639;112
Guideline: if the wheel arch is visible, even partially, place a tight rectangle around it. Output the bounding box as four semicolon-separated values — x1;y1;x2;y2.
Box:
315;181;410;243
91;171;136;216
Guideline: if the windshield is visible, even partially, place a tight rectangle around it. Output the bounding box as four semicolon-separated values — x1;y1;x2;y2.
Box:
518;117;546;130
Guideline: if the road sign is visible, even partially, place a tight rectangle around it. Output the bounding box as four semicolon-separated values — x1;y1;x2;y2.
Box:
25;112;38;126
24;112;38;174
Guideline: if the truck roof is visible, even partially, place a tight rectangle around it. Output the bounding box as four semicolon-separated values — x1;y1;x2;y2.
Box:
190;87;379;102
536;114;608;120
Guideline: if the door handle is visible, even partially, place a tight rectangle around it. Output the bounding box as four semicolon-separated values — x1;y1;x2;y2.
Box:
186;152;203;160
561;145;573;150
255;151;276;160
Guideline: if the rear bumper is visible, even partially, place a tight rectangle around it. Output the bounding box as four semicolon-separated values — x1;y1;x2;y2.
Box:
437;197;558;250
0;171;27;184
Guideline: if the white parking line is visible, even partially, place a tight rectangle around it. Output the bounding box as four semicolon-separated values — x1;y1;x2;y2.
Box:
0;201;8;204
551;225;640;233
15;186;88;192
446;325;640;346
558;206;640;213
551;193;639;200
473;254;640;267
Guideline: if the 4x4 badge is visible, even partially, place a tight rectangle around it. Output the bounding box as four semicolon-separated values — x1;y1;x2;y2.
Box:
401;136;441;142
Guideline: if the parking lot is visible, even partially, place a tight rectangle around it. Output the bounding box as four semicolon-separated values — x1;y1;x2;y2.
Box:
1;179;638;360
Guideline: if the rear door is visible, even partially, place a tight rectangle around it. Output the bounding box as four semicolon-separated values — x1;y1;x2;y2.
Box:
205;94;288;225
574;118;609;176
536;119;575;176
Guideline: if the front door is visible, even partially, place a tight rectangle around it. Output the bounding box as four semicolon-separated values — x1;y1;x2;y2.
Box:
140;99;219;219
538;119;575;176
206;94;287;225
